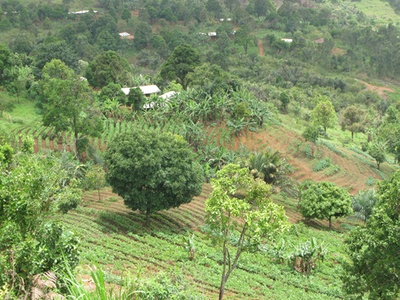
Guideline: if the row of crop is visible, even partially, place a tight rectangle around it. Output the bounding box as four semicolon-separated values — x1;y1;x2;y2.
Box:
64;185;347;299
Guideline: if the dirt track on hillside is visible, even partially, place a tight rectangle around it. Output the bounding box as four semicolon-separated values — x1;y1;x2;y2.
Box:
356;79;394;99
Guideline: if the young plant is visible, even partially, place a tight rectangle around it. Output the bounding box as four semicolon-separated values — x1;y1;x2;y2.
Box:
182;232;196;261
205;164;290;300
290;237;328;274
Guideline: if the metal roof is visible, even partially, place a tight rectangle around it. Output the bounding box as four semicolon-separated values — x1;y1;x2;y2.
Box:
121;85;161;95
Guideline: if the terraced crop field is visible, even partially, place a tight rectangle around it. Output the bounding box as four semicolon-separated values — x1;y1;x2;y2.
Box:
61;185;350;299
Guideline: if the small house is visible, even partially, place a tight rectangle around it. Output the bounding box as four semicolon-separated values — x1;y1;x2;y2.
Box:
121;85;161;97
68;10;98;15
281;38;293;43
119;32;134;40
208;32;217;40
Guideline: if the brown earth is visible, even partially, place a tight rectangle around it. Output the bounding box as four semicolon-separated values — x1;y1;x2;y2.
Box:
224;124;385;193
258;39;264;56
356;79;395;99
331;47;346;56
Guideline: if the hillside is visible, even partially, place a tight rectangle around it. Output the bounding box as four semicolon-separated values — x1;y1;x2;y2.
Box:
1;0;400;298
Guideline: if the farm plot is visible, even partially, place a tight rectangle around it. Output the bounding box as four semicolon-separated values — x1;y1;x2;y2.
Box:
61;186;349;299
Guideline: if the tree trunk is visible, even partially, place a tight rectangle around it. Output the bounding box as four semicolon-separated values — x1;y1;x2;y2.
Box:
329;217;332;229
145;208;151;227
219;240;228;300
219;276;227;300
351;131;354;141
74;130;79;157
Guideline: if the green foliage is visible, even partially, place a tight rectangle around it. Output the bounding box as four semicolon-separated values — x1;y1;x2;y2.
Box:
300;181;352;229
352;188;377;222
311;97;337;133
302;125;321;143
160;44;201;90
0;142;13;166
312;157;331;172
99;83;126;104
234;25;252;54
188;63;240;95
377;106;400;162
41;59;103;157
246;148;291;189
0;91;15;116
63;265;139;300
289;237;328;275
205;164;290;299
105;128;203;225
0;44;13;83
320;140;348;158
137;270;203;300
182;232;196;261
340;105;366;140
368;140;386;170
86;51;132;89
83;164;106;200
0;152;81;295
344;170;400;299
127;87;146;111
365;176;375;186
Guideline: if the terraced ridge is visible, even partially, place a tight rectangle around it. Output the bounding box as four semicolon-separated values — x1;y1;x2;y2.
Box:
61;185;348;299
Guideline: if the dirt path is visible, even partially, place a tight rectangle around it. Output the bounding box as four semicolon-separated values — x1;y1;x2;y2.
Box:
257;39;264;56
356;79;395;99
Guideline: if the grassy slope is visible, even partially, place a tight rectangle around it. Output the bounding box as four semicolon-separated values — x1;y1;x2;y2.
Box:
3;99;390;298
2;0;400;297
62;186;348;299
344;0;400;24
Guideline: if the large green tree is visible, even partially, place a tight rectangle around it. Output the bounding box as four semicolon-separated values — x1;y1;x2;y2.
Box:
205;164;289;300
340;105;366;140
187;63;240;96
160;44;201;90
368;140;387;170
234;24;252;54
311;97;337;133
0;44;12;83
378;106;400;163
41;59;103;156
0;151;82;296
105;128;203;225
86;50;132;88
299;181;352;229
343;170;400;299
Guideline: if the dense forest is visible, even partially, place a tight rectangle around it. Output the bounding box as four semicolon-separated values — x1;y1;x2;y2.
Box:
0;0;399;298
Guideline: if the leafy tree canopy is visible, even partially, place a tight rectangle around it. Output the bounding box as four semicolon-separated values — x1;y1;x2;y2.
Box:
300;181;352;228
340;105;366;140
344;170;400;299
311;96;337;133
0;152;82;294
86;50;132;88
160;44;201;90
205;164;289;299
188;63;241;95
41;59;103;156
105;128;203;225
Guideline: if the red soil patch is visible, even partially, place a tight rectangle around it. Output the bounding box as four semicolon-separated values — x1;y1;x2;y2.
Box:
331;47;346;56
258;39;264;56
229;125;379;193
356;79;394;99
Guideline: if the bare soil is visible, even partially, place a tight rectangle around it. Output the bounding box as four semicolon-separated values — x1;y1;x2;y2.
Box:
356;79;395;99
258;39;264;56
228;125;381;193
